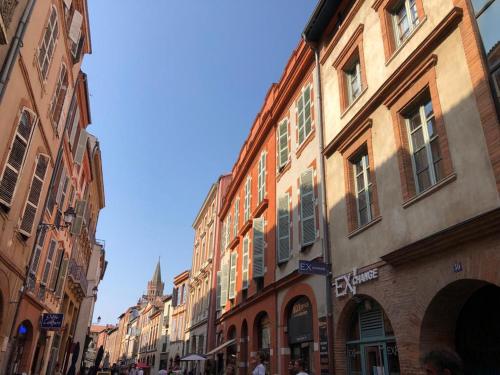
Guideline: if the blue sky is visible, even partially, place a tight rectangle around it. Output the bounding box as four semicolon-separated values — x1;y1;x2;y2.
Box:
83;1;317;324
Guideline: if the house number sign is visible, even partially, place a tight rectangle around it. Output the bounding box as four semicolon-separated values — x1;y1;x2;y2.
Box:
333;267;379;298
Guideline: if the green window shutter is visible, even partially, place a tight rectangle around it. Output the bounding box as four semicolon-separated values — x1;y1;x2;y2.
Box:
216;271;221;311
252;218;265;278
49;248;64;291
0;111;35;207
278;120;289;168
71;199;87;236
300;169;316;246
242;236;249;289
55;257;68;297
277;194;290;263
220;255;229;308
228;252;237;300
19;154;49;237
42;240;57;284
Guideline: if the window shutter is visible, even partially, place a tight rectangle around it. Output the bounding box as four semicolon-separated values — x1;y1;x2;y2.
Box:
68;10;83;43
252;218;265;278
30;246;43;276
278;120;289;168
227;214;231;245
49;248;64;291
228;252;237;299
55;256;68;297
278;194;290;263
216;271;221;311
55;168;67;207
74;129;88;165
220;220;226;253
359;308;384;339
19;154;49;237
71;199;87;235
242;236;249;289
297;94;305;144
220;256;229;308
42;240;57;284
258;153;266;202
0;111;34;207
300;169;316;246
172;287;178;307
68;108;80;149
233;199;239;237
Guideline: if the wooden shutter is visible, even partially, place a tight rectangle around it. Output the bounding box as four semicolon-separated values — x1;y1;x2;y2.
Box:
278;120;289;168
277;194;290;263
0;111;34;207
74;129;88;165
252;217;265;278
300;169;316;246
228;252;237;300
71;199;87;235
233;199;239;237
220;220;226;253
258;152;266;202
303;86;312;136
172;287;178;307
55;257;68;297
220;255;229;308
55;168;67;207
216;271;221;311
19;154;49;236
68;10;83;43
42;240;57;284
242;236;249;289
227;214;231;245
49;248;64;291
297;93;305;144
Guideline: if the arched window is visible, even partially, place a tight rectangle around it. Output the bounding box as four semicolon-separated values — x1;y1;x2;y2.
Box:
257;313;270;358
37;6;59;80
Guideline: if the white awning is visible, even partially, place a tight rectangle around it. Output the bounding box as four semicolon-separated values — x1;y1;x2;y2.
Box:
205;339;236;356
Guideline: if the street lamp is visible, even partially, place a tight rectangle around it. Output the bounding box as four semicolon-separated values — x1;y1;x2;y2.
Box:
38;207;76;231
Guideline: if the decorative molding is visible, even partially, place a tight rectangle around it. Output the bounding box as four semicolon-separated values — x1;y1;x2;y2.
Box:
332;24;365;69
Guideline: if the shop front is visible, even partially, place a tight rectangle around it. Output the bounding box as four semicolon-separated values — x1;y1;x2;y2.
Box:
287;296;314;373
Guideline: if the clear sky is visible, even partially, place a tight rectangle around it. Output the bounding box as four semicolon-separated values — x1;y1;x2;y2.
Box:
83;1;317;324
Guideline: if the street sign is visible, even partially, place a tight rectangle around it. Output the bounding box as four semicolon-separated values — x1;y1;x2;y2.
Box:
298;260;329;276
40;313;64;330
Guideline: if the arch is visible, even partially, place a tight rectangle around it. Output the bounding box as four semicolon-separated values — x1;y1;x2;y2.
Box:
8;319;35;374
226;325;238;366
253;311;271;357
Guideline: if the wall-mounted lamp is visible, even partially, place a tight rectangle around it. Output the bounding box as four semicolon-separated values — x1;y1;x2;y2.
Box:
38;207;76;231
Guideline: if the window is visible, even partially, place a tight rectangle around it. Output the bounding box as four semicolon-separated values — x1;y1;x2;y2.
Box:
49;248;64;291
300;169;316;246
37;6;59;80
471;0;500;104
49;64;68;132
242;235;249;289
405;97;443;193
297;86;312;145
277;193;290;262
19;154;49;237
391;0;419;46
28;230;46;290
0;109;35;208
216;271;221;310
220;255;229;308
277;119;289;169
351;151;373;227
42;240;57;285
345;57;362;105
228;251;237;299
244;176;251;222
257;152;266;203
225;214;231;248
233;198;239;237
252;217;265;278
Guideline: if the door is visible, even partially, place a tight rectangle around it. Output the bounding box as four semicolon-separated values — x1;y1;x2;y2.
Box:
363;344;385;375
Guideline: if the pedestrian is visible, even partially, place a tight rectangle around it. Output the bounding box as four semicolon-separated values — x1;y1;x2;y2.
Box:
423;350;464;375
293;359;308;375
137;366;145;375
224;363;236;375
251;351;267;375
288;360;298;375
159;365;169;375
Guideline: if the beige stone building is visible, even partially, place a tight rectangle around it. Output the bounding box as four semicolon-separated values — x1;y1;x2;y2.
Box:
303;0;500;373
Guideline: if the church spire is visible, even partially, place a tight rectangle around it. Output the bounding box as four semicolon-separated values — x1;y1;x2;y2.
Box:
146;258;164;301
151;258;162;284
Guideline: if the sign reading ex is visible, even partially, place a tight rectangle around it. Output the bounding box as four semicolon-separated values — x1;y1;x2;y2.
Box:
298;260;329;276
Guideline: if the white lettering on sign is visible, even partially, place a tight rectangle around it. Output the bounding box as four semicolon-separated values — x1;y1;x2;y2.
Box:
333;268;378;298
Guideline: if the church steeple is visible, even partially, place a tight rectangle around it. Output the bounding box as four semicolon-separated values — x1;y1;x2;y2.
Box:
146;258;164;302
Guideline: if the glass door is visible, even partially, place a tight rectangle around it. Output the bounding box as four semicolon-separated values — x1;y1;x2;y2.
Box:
363;344;386;375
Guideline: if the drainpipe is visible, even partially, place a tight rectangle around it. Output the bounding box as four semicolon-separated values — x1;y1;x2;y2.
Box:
0;0;36;101
304;38;335;375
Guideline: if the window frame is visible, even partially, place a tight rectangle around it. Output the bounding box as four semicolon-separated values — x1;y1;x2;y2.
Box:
37;5;59;81
244;176;251;222
257;151;267;203
296;85;313;146
277;192;291;263
391;0;419;47
352;151;373;227
277;119;289;169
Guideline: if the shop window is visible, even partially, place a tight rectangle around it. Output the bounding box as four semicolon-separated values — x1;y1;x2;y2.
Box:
346;299;400;375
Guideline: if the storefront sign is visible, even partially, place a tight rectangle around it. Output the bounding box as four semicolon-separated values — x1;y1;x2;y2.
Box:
40;313;64;330
288;297;313;344
333;267;379;298
298;260;329;276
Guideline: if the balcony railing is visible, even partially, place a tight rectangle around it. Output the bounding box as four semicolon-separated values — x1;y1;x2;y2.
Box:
68;258;88;295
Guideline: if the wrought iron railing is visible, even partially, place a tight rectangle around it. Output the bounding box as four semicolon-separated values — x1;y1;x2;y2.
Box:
68;258;88;293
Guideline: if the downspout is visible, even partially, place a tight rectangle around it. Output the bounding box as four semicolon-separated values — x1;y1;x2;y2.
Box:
304;38;335;375
0;0;36;101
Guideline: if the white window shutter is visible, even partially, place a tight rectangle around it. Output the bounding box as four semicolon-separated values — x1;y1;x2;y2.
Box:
278;120;289;168
216;271;221;311
278;194;290;263
19;154;49;237
297;94;305;144
68;10;83;43
74;129;88;165
0;111;34;207
42;240;57;284
300;169;316;246
228;252;237;300
55;168;67;206
233;199;239;237
242;236;249;289
69;108;80;148
55;256;68;297
71;199;87;235
252;218;265;278
220;256;229;308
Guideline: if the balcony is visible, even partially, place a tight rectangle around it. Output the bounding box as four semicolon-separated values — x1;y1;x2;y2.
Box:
68;258;88;298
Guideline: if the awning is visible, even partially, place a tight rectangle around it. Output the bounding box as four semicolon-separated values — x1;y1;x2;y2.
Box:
205;339;236;356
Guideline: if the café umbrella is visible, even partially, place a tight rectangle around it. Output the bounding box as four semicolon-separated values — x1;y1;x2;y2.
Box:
181;354;207;361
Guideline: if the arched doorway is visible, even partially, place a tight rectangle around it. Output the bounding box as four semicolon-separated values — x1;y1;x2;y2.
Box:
286;296;314;373
226;325;237;367
421;280;500;374
344;297;400;375
9;320;34;374
241;320;248;375
255;312;271;361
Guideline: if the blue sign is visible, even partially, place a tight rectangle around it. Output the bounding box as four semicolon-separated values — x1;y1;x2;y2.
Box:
298;260;329;276
40;313;64;330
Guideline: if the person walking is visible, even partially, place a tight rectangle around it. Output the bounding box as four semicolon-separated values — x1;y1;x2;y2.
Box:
293;359;308;375
251;351;267;375
423;350;464;375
